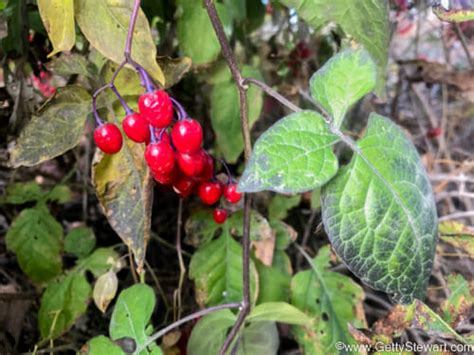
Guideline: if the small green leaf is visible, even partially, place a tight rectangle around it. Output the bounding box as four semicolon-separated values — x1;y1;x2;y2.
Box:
310;48;377;128
74;0;164;85
176;0;232;65
87;336;125;355
268;194;301;220
37;0;75;57
76;248;119;277
3;182;45;204
9;86;91;167
189;233;258;307
247;302;313;326
6;206;62;283
439;221;474;258
47;53;99;79
92;139;153;273
433;5;474;23
280;0;389;95
64;226;96;258
291;246;366;354
110;284;159;355
440;274;473;327
39;272;91;339
210;66;263;163
45;184;72;204
321;114;438;303
238;111;339;193
272;220;297;250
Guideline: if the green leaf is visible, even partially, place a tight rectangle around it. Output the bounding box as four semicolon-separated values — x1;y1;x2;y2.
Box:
280;0;389;95
39;272;91;339
87;336;125;355
74;0;164;85
235;322;279;355
64;226;96;258
439;221;474;258
157;56;192;89
238;111;339;193
268;194;301;220
272;220;297;250
3;182;46;204
9;86;91;168
176;0;232;65
210;66;263;163
45;184;72;204
247;302;313;326
440;274;473;327
47;53;99;79
37;0;75;57
93;270;118;313
6;206;62;283
189;233;258;307
291;246;366;354
76;248;119;277
92;139;153;273
433;5;474;23
101;61;143;97
310;48;377;128
255;259;291;303
110;284;159;355
321;114;438;303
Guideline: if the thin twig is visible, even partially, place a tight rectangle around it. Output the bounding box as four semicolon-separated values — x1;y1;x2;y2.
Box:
204;1;253;353
453;23;474;69
137;303;242;353
144;259;170;310
173;198;186;321
243;77;301;112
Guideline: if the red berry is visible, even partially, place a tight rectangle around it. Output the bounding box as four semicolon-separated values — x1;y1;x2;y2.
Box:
145;142;175;174
94;123;123;154
213;208;228;224
223;183;242;204
138;90;173;128
171;119;203;153
122;113;150;143
152;168;177;185
176;149;206;177
198;181;222;205
198;153;214;181
173;174;196;198
427;127;442;139
155;130;171;144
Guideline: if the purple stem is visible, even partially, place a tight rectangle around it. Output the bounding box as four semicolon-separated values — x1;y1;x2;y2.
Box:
110;84;133;115
219;159;235;184
149;125;157;144
170;97;189;120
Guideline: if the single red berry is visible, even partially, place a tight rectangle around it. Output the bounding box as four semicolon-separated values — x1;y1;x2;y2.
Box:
171;119;203;153
145;142;175;174
122;113;150;143
213;208;228;224
427;127;442;139
223;183;242;204
198;181;222;205
94;123;123;154
176;149;206;177
198;153;214;181
173;174;196;198
138;90;173;128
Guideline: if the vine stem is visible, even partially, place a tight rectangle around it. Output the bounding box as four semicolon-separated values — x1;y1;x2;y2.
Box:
173;198;186;321
204;1;252;353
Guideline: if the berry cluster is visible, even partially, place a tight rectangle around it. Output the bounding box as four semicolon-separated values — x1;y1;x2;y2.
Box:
93;89;242;224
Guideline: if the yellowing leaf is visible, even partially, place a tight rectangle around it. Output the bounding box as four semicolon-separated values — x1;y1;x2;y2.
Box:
93;271;119;313
38;0;76;57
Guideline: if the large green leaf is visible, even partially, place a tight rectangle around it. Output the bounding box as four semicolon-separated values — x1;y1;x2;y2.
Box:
176;0;232;65
37;0;75;57
5;205;62;283
38;272;91;339
310;48;377;128
210;66;263;163
280;0;389;95
321;114;438;303
291;246;366;354
238;111;339;193
9;86;91;167
74;0;164;85
110;284;161;355
255;260;291;303
189;233;258;307
92;138;153;273
47;53;99;79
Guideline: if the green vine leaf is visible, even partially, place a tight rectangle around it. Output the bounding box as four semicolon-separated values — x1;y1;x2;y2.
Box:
189;233;258;307
310;48;377;128
9;86;91;168
5;205;63;283
110;284;162;355
176;0;232;65
92;139;153;273
238;111;339;193
321;114;438;303
86;336;125;355
74;0;164;85
280;0;389;95
291;246;366;354
210;66;263;163
37;0;75;57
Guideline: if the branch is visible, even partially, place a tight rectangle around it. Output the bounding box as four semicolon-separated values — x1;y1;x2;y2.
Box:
204;1;252;353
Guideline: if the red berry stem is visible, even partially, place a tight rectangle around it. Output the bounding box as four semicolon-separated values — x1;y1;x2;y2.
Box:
135;65;155;93
219;159;235;184
110;84;133;115
170;97;189;120
149;126;157;144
